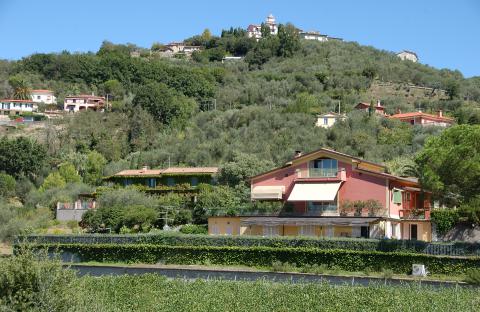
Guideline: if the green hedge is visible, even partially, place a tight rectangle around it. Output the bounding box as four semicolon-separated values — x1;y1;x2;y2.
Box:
19;233;480;256
38;243;480;275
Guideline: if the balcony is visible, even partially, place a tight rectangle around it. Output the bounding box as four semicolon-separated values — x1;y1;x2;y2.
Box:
399;208;431;220
309;168;338;177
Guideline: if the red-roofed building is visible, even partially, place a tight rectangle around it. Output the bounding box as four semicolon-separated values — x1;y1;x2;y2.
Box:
0;99;38;115
64;94;105;112
209;148;433;241
354;100;386;116
389;110;454;127
105;166;219;190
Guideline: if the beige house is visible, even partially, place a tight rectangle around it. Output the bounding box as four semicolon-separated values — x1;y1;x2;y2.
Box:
315;112;346;128
397;50;418;63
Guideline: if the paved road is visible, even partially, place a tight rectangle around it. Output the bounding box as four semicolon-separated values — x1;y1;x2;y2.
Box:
69;264;469;288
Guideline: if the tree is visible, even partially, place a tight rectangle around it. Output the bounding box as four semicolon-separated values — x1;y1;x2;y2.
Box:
8;75;31;100
58;162;82;183
201;29;212;42
415;125;480;205
40;172;66;191
0;137;47;178
0;173;16;198
84;150;107;186
445;79;460;100
277;23;300;57
132;82;197;127
219;153;274;187
102;79;125;100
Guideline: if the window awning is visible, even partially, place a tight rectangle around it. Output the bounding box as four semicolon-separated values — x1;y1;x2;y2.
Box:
287;182;341;201
251;186;285;200
241;217;379;227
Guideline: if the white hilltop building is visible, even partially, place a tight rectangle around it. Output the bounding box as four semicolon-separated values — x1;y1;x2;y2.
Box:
247;14;278;40
397;50;418;63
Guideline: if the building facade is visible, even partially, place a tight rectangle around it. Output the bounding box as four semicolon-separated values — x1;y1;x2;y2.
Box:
31;89;56;104
315;112;346;128
354;101;387;116
208;148;432;241
397;50;418;63
247;14;278;40
389;110;454;127
64;95;105;112
0;99;38;115
105;167;219;193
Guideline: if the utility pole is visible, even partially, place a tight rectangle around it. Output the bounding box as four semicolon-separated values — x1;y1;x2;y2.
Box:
214;98;217;110
168;155;171;168
105;94;111;111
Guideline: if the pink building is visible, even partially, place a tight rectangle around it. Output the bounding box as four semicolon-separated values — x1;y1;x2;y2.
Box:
209;148;432;241
64;95;105;112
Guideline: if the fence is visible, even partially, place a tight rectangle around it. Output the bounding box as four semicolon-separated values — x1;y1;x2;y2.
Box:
17;234;480;257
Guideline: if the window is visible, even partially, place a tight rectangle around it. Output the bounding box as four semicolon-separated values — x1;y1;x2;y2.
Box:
300;225;316;236
124;179;132;186
307;201;337;214
191;177;199;187
393;190;402;204
361;226;370;238
311;158;338;177
167;177;175;186
263;226;279;237
147;178;156;188
323;118;328;125
37;96;41;99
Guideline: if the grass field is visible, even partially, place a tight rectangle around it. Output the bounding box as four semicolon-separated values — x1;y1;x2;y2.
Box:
74;274;480;312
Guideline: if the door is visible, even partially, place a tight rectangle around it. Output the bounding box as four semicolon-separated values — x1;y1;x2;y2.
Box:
410;224;418;240
360;226;370;238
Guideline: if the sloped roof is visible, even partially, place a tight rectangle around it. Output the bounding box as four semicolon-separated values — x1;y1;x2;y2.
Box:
0;99;36;103
31;89;54;93
355;102;385;110
110;167;218;177
389;112;454;123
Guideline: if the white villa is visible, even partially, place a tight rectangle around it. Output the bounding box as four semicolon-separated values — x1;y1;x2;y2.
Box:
397;50;418;63
247;14;278;40
31;89;56;104
64;94;105;112
0;99;38;115
315;112;347;128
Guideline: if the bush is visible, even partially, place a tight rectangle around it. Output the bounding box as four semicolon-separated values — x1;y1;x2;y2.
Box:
179;224;208;235
464;269;480;285
32;243;480;275
19;233;480;256
431;209;460;234
0;247;80;311
0;173;16;198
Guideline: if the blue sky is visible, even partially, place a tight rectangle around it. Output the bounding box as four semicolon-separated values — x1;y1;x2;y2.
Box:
1;0;479;77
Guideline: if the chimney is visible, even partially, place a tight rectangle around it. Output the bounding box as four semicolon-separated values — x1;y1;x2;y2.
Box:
396;108;401;114
377;100;381;107
141;165;149;171
437;110;443;118
294;150;303;158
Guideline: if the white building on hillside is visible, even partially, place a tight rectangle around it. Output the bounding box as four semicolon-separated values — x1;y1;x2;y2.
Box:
0;99;38;115
397;50;418;63
31;89;56;104
64;94;105;112
315;112;347;128
247;14;278;40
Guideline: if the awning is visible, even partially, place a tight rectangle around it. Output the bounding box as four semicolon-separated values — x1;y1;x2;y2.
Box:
251;186;285;200
287;182;341;201
241;217;379;227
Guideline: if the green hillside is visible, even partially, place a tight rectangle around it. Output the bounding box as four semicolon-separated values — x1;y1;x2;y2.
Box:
1;26;480;236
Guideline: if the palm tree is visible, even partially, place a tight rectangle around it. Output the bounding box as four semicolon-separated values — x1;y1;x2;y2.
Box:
8;76;31;100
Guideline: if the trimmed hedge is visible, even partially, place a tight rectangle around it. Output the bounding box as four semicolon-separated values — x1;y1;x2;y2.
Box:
19;233;480;256
37;243;480;275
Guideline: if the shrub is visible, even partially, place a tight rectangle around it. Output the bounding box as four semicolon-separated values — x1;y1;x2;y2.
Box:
464;269;480;285
0;173;16;198
431;209;460;234
32;243;480;275
0;247;80;311
179;224;208;235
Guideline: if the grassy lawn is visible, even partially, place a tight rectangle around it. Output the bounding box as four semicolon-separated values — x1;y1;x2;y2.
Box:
74;274;479;312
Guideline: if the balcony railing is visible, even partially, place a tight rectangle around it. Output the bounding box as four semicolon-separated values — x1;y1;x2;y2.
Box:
399;208;430;220
309;168;338;178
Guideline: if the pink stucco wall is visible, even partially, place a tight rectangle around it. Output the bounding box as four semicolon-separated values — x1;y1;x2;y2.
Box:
252;160;388;208
338;164;387;207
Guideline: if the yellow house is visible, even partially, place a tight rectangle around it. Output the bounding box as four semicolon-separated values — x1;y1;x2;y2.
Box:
315;112;346;128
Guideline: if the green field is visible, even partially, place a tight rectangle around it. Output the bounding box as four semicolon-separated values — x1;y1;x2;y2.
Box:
74;274;479;312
